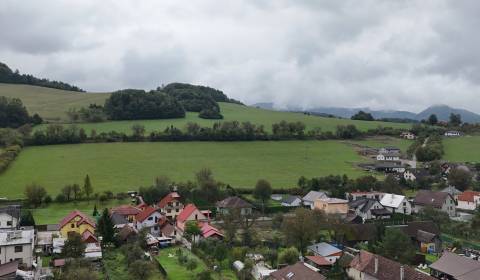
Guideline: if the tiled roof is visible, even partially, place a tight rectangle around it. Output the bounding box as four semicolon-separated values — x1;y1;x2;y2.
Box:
157;192;181;208
414;190;452;208
117;225;137;241
81;229;98;243
302;191;328;203
111;205;141;216
306;255;332;266
430;251;480;280
177;204;198;223
200;222;223;238
0;260;18;276
216;196;253;208
59;210;95;229
349;250;435;280
457;191;480;203
135;206;159;222
270;262;326;280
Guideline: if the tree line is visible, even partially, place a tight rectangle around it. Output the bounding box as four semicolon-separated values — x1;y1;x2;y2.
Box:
0;96;42;128
0;62;84;92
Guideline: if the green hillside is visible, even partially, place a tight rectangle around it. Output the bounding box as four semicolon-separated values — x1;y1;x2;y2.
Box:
443;136;480;163
0;83;411;133
0;141;367;199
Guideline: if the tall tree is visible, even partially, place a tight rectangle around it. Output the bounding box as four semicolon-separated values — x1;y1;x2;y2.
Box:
72;184;81;200
97;208;115;245
428;114;438;125
282;208;325;254
185;221;202;243
24;184;47;208
376;228;416;264
63;232;86;258
278;247;300;265
448;168;472;191
83;175;93;200
131;124;146;138
19;210;35;227
254;179;272;215
449;113;462;126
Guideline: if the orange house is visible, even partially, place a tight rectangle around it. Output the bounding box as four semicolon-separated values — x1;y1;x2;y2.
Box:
314;198;349;217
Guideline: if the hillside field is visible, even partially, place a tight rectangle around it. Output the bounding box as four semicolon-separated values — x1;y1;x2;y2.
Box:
443;136;480;162
0;141;368;199
0;83;411;133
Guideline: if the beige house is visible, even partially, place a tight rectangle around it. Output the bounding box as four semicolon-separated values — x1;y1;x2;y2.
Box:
314;198;349;217
0;229;35;268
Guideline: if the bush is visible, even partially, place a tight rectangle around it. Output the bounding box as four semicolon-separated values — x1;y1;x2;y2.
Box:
44;195;53;204
116;192;129;200
55;194;67;203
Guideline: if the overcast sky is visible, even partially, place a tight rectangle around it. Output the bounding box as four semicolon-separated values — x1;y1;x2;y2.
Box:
1;1;479;112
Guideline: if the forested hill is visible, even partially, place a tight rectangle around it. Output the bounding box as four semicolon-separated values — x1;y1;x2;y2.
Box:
162;83;243;105
0;62;84;92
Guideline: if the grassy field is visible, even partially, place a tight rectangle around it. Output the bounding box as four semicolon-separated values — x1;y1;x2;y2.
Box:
346;136;412;152
443;136;480;163
1;83;411;132
27;199;130;225
156;247;236;280
0;141;368;198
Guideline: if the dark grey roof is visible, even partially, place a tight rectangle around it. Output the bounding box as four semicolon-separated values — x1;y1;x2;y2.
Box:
414;190;452;208
216;196;253;209
111;212;129;225
348;198;381;214
430;252;480;280
0;205;21;221
375;161;403;168
370;208;391;216
282;195;301;205
416;230;437;243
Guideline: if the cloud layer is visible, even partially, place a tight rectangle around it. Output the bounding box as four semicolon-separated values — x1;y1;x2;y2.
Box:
1;0;479;112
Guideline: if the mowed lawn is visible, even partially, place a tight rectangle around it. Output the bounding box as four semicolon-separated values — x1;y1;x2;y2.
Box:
0;141;367;198
346;136;412;152
443;136;480;162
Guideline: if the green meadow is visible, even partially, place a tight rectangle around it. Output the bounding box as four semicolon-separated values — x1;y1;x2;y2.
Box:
443;135;480;162
0;141;367;199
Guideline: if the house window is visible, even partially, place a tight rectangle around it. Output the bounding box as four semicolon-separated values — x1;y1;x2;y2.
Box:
195;214;198;220
6;221;12;226
148;217;153;221
167;209;171;213
154;226;158;231
71;224;75;228
14;246;22;253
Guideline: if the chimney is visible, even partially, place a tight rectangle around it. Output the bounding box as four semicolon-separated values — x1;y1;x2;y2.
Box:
374;257;378;274
400;266;404;280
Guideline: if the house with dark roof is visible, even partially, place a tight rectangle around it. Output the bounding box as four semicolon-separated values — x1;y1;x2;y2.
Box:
403;169;431;182
347;250;435;280
116;225;137;244
457;191;480;211
110;205;141;222
0;260;18;279
375;161;406;173
134;206;164;236
111;212;130;229
270;262;326;280
349;198;391;221
348;191;386;201
216;196;253;215
430;251;480;280
281;195;302;207
413;190;456;217
157;192;184;220
0;205;21;230
388;221;442;253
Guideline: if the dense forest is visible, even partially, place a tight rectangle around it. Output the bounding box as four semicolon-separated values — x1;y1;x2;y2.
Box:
0;62;84;92
0;96;42;128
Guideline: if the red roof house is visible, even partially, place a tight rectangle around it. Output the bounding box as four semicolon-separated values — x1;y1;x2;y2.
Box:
157;192;184;220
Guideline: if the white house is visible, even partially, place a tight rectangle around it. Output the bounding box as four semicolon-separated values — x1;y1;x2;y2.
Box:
0;206;21;230
307;242;342;263
348;198;391;220
0;229;35;268
376;152;400;161
444;131;461;137
457;191;480;211
281;195;302;207
400;132;416;140
134;206;164;236
302;191;329;209
379;193;412;215
413;190;456;217
403;169;430;181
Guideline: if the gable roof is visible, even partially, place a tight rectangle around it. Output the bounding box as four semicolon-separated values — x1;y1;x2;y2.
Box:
81;229;98;243
0;260;18;277
430;251;480;280
349;250;435;280
302;191;328;203
111;212;129;225
111;205;141;216
457;191;480;203
307;242;342;257
59;210;96;229
270;262;326;280
135;206;159;222
306;255;333;266
0;205;21;221
441;185;462;196
380;193;406;208
414;190;452;208
117;225;137;241
177;204;201;223
216;196;253;209
200;222;223;238
282;195;301;205
349;198;382;214
157;192;181;208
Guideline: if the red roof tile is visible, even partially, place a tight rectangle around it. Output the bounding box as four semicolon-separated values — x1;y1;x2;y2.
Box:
135;206;159;222
157;192;181;208
457;191;480;203
111;205;141;216
177;204;198;223
59;210;95;229
81;229;98;243
200;222;223;238
306;255;332;266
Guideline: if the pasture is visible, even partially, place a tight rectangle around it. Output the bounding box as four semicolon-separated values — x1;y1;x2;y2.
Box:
346;136;412;152
443;136;480;163
0;141;367;198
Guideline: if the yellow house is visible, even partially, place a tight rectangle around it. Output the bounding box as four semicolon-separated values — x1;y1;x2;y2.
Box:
314;198;349;217
59;210;97;242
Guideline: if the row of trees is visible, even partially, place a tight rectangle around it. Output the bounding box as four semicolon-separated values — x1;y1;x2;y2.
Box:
0;96;42;128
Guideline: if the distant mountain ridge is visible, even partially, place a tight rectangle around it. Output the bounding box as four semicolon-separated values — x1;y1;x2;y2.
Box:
252;103;480;123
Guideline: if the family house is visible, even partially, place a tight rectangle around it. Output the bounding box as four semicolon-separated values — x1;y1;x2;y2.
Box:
379;193;412;215
307;242;342;263
135;206;164;236
430;251;480;280
441;185;462;198
58;210;96;241
348;191;385;201
281;195;302;207
176;204;221;241
347;250;435;280
110;205;141;223
35;224;60;255
216;196;253;215
379;147;401;154
270;262;326;280
157;192;184;220
348;198;391;220
375;161;405;173
413;190;456;217
444;130;462;137
111;212;131;229
0;229;35;268
314;198;349;217
0;206;20;230
401;132;416;140
457;191;480;211
302;191;329;209
403;169;430;181
376;151;400;161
